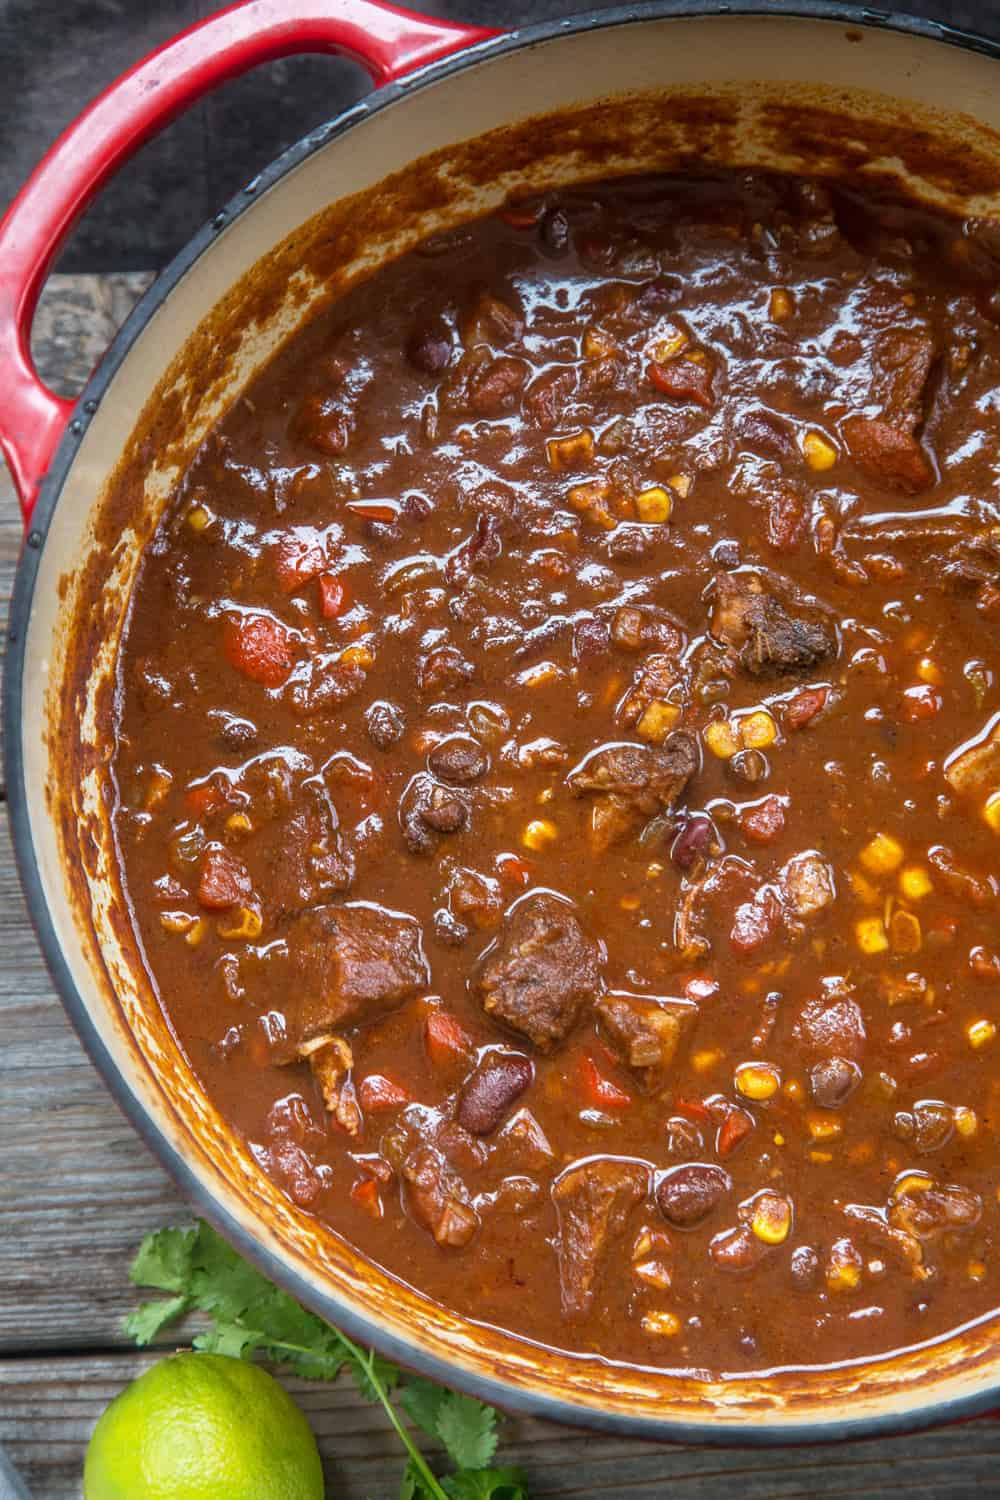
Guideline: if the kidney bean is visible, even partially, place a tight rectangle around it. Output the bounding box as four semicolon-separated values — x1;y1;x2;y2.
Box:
457;1050;534;1135
406;320;453;374
656;1163;732;1228
809;1056;862;1109
428;735;489;784
670;814;716;872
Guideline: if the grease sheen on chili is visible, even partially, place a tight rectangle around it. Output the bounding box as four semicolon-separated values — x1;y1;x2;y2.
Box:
112;172;1000;1376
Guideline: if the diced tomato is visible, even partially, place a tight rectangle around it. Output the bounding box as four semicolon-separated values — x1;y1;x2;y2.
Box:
357;1073;412;1111
350;1178;383;1219
496;852;533;889
223;612;295;687
717;1107;754;1157
274;529;326;593
498;202;543;229
424;1009;473;1065
783;687;829;732
345;500;399;525
740;796;787;846
579;1055;632;1111
185;777;237;818
899;684;942;722
674;1095;711;1122
730;891;779;955
318;572;350;619
197;846;253;910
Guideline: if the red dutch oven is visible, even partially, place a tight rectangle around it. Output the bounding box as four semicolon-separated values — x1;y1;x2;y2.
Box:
4;0;1000;1442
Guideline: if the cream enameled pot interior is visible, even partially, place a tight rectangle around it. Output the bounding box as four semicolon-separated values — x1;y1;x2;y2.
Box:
17;12;1000;1434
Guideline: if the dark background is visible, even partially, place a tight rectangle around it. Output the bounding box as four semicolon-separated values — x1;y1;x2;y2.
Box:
1;0;998;272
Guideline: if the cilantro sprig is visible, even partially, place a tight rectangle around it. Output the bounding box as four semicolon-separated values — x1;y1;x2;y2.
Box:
125;1221;528;1500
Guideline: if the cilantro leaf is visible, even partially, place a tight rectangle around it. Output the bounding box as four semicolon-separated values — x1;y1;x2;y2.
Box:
435;1393;498;1471
129;1226;197;1293
400;1377;449;1439
123;1293;189;1346
442;1468;529;1500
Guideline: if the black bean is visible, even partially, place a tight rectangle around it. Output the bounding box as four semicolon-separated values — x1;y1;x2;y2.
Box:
429;735;488;785
457;1050;534;1135
366;700;405;751
789;1245;820;1289
407;320;453;374
809;1056;862;1109
728;749;769;784
656;1163;731;1228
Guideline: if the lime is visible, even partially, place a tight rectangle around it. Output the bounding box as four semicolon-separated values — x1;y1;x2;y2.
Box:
83;1351;324;1500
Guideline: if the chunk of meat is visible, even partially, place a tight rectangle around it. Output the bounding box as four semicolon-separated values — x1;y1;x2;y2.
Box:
566;734;698;851
931;527;1000;598
889;1180;982;1240
781;851;836;922
595;991;696;1087
795;992;867;1062
399;773;470;855
842;415;934;493
617;652;686;729
298;1033;361;1136
265;781;354;914
283;902;429;1045
197;846;253;910
428;735;489;784
873;328;935;430
945;720;1000;798
647;354;716;408
402;1144;480;1248
552;1158;648;1316
456;1049;534;1135
711;573;836;677
477;892;605;1052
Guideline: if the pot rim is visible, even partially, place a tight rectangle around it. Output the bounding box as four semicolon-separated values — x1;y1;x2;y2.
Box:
6;0;1000;1445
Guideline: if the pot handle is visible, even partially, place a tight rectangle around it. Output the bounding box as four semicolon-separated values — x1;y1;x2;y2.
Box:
0;0;497;527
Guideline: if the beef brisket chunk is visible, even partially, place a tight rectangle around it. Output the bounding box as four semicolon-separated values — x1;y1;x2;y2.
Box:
284;902;428;1044
595;991;697;1088
711;572;836;677
567;733;699;850
552;1158;648;1317
476;892;605;1051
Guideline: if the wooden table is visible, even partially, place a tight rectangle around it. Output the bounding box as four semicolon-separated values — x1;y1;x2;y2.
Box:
2;278;998;1500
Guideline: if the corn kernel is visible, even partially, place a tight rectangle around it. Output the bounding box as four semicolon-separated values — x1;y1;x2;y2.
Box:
984;791;1000;834
860;832;905;876
826;1243;863;1293
186;504;212;532
783;1079;805;1105
704;720;741;759
691;1047;723;1073
225;812;253;837
646;862;665;880
808;1114;843;1141
340;644;374;669
968;1259;987;1282
892;1170;934;1201
809;1150;834;1164
641;1310;682;1337
967;1018;996;1049
218;907;263;941
160;911;196;936
954;1106;978;1138
899;866;933;901
649;328;688;362
773;1131;786;1146
848;868;882;905
522;819;558;852
567;478;611;513
769;287;794;321
620;895;641;912
890;909;922;955
636;700;680;743
739;710;777;750
582;326;618;359
802;429;838;471
634;1260;673;1291
667;473;692;498
915;657;943;687
547;428;594;471
751;1192;792;1245
184;917;207;948
735;1061;781;1101
517;661;562;688
636;485;673;524
856;916;889;955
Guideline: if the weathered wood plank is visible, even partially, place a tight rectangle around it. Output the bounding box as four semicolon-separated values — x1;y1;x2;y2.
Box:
2;1353;999;1500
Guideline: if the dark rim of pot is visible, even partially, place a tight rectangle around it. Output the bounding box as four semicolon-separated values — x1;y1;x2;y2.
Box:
6;0;1000;1446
